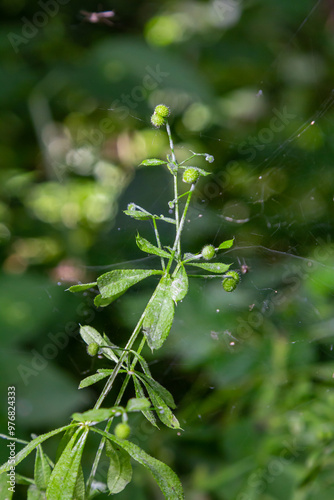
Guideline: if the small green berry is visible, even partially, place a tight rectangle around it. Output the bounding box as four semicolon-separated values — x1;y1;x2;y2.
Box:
202;244;216;260
114;422;131;440
222;271;240;292
87;342;99;357
151;113;165;128
154;104;170;118
182;168;200;184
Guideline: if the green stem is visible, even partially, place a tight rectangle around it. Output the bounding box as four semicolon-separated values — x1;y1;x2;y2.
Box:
166;121;181;258
153;217;165;271
165;184;195;275
86;338;147;496
94;316;145;411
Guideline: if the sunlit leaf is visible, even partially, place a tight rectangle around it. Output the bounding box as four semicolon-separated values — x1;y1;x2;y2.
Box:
0;471;14;499
218;239;234;249
133;377;158;428
123;209;153;220
92;429;184;500
0;425;73;474
79;371;111;389
136;373;176;409
139;158;167;166
135;374;180;429
136;234;171;259
97;269;163;299
187;262;231;273
67;282;97;293
79;326;119;363
27;485;45;499
72;407;122;423
106;440;132;494
34;446;51;490
46;428;88;500
171;265;188;302
126;397;151;412
143;276;175;350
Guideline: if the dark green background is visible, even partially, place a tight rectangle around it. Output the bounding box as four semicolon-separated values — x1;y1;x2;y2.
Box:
1;0;334;498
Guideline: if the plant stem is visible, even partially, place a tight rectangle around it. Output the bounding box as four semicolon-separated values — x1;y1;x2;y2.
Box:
165;184;195;275
86;337;147;496
94;316;145;411
153;217;165;271
166;121;181;258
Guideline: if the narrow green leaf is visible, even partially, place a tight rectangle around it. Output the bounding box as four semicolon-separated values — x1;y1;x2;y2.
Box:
187;262;231;273
156;215;176;224
79;326;119;363
126;398;151;412
46;428;88;500
72;408;122;423
135;373;176;409
139;158;167;166
27;485;45;499
133;377;158;428
105;440;132;494
79;371;111;389
55;427;76;463
92;429;184;500
171;265;188;302
67;282;97;293
123;209;153;220
135;375;180;430
94;292;124;307
0;472;14;499
34;446;51;490
0;425;73;474
97;269;163;299
218;239;234;249
143;276;175;351
136;234;171;259
131;351;152;377
74;466;86;500
13;473;34;485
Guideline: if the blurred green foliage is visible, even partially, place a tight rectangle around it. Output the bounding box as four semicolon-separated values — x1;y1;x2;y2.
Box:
1;0;334;498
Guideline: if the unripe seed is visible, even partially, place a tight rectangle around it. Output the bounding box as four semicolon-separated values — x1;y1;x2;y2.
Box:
222;271;240;292
182;168;200;184
87;342;99;357
114;422;131;440
151;113;165;128
202;244;215;260
154;104;170;118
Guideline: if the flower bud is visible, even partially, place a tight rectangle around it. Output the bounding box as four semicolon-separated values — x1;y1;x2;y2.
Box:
222;271;240;292
182;168;200;184
151;113;165;128
154;104;170;118
114;422;131;440
201;244;215;260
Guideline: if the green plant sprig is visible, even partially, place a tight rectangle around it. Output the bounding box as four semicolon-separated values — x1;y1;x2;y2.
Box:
0;105;241;500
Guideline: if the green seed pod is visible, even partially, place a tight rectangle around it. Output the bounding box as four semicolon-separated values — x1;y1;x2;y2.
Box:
87;342;99;357
222;271;240;292
202;244;216;260
154;104;170;118
114;422;131;440
182;168;200;184
151;113;165;128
